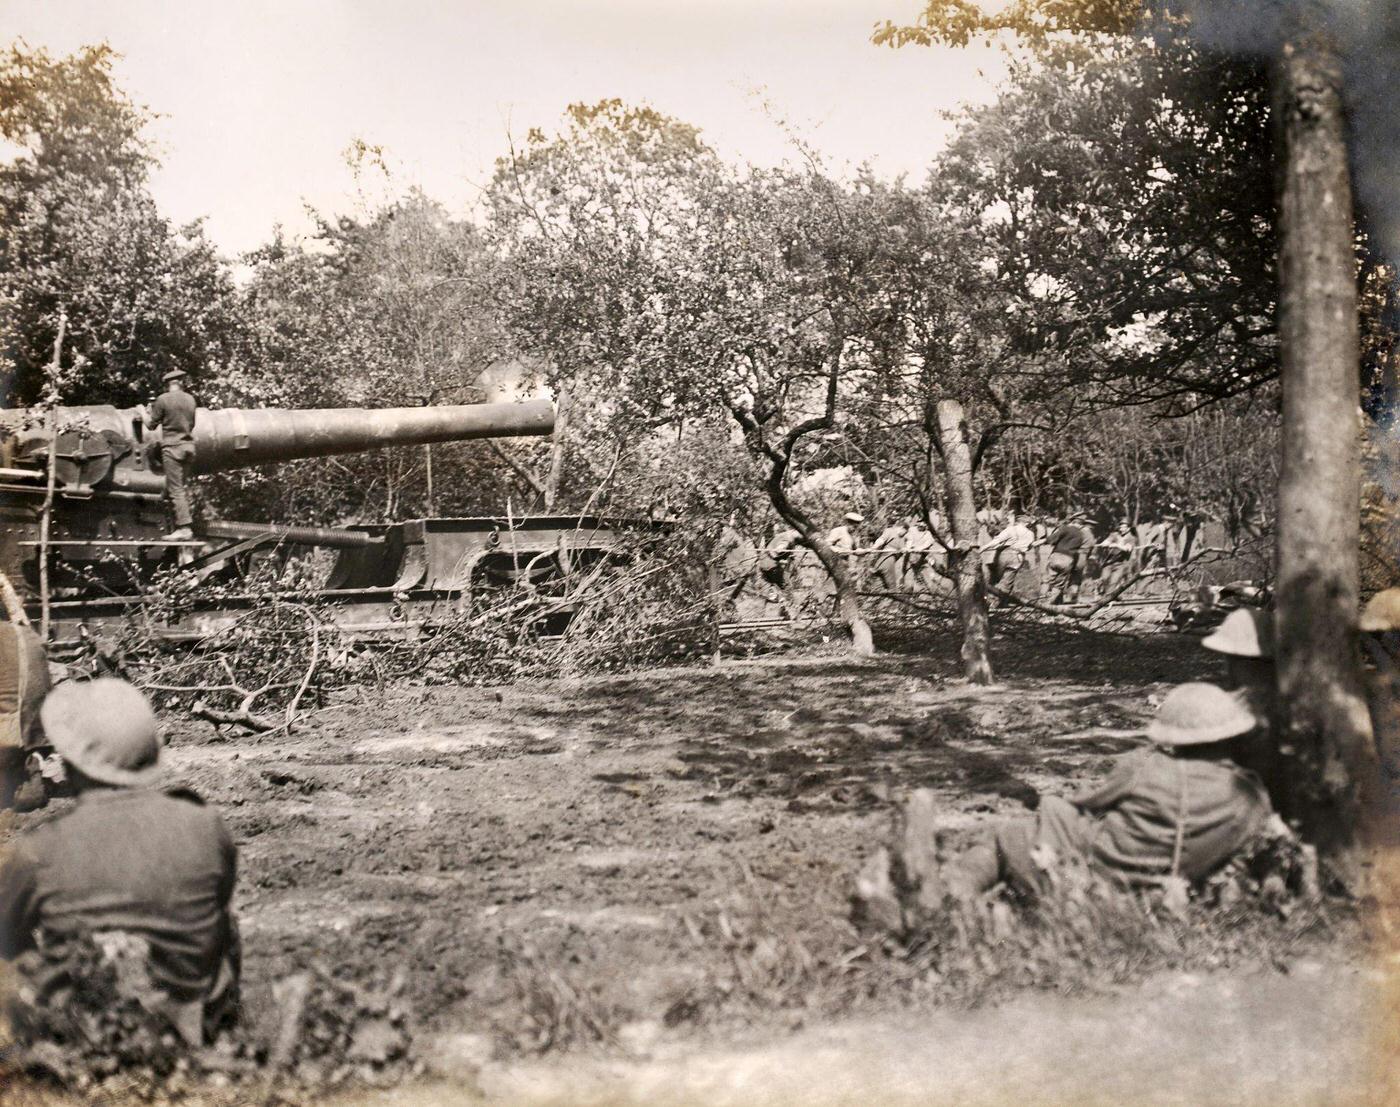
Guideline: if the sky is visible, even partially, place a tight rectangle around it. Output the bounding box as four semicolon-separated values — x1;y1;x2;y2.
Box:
2;1;1007;257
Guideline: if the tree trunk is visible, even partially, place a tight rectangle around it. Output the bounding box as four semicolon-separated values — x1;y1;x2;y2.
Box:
935;399;993;684
804;528;875;657
1271;34;1377;856
761;452;874;656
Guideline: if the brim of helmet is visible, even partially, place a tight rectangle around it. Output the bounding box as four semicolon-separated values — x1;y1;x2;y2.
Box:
1200;630;1267;658
48;735;164;788
1360;615;1400;633
1147;714;1257;746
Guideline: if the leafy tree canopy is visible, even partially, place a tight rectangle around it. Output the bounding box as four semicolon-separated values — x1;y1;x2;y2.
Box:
935;35;1278;410
0;43;244;407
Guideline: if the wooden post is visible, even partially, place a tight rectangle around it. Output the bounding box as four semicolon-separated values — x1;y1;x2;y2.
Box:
544;386;572;511
0;569;30;626
1271;31;1377;854
935;399;993;684
38;314;66;643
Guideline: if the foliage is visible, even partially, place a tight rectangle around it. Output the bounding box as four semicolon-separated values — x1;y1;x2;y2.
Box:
993;399;1279;531
842;179;1041;538
649;837;1345;1039
67;523;723;737
881;3;1399;413
67;559;364;734
873;0;1147;49
935;33;1279;409
2;933;416;1097
0;44;245;408
370;523;721;684
215;193;522;525
3;931;187;1095
892;849;1336;1007
493;938;623;1055
488;102;956;651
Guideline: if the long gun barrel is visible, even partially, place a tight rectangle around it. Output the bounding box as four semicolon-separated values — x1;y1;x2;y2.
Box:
1;399;555;493
190;399;555;474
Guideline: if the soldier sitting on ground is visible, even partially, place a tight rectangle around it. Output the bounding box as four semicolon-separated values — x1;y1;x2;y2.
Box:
853;683;1274;933
0;679;240;1046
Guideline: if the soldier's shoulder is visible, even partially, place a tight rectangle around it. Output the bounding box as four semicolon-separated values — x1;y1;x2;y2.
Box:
157;786;233;841
161;784;209;807
13;803;83;857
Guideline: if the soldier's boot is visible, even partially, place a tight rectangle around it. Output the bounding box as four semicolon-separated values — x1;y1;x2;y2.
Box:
893;787;951;920
850;848;904;936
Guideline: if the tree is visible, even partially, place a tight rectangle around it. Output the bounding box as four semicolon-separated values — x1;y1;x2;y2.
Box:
845;181;1042;681
930;33;1278;410
488;103;908;654
0;44;243;407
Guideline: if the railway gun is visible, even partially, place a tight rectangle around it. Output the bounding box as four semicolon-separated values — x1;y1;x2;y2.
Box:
0;399;659;643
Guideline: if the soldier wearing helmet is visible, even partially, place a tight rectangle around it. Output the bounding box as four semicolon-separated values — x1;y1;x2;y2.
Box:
1202;608;1277;714
0;679;240;1045
1200;607;1286;802
854;683;1273;931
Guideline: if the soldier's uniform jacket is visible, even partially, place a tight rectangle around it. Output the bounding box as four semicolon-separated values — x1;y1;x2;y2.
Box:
994;747;1272;895
1070;747;1272;883
0;785;237;1003
825;525;857;554
145;389;197;447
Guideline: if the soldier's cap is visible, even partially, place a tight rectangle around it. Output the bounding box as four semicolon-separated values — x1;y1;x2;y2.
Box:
40;678;163;788
1361;588;1400;633
1202;608;1275;659
843;512;864;523
162;368;187;382
1147;682;1259;746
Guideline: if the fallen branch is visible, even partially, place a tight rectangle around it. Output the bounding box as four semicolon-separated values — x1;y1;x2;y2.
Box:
191;699;275;732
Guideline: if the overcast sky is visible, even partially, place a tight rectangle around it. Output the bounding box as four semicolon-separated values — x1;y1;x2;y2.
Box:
3;1;1006;256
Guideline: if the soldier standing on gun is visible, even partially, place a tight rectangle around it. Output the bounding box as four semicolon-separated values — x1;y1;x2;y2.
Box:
143;368;198;541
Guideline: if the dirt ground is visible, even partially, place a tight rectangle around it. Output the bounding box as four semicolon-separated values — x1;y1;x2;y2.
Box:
10;619;1390;1103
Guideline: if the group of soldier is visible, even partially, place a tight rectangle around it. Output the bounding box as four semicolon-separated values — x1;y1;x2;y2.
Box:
716;506;1217;620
